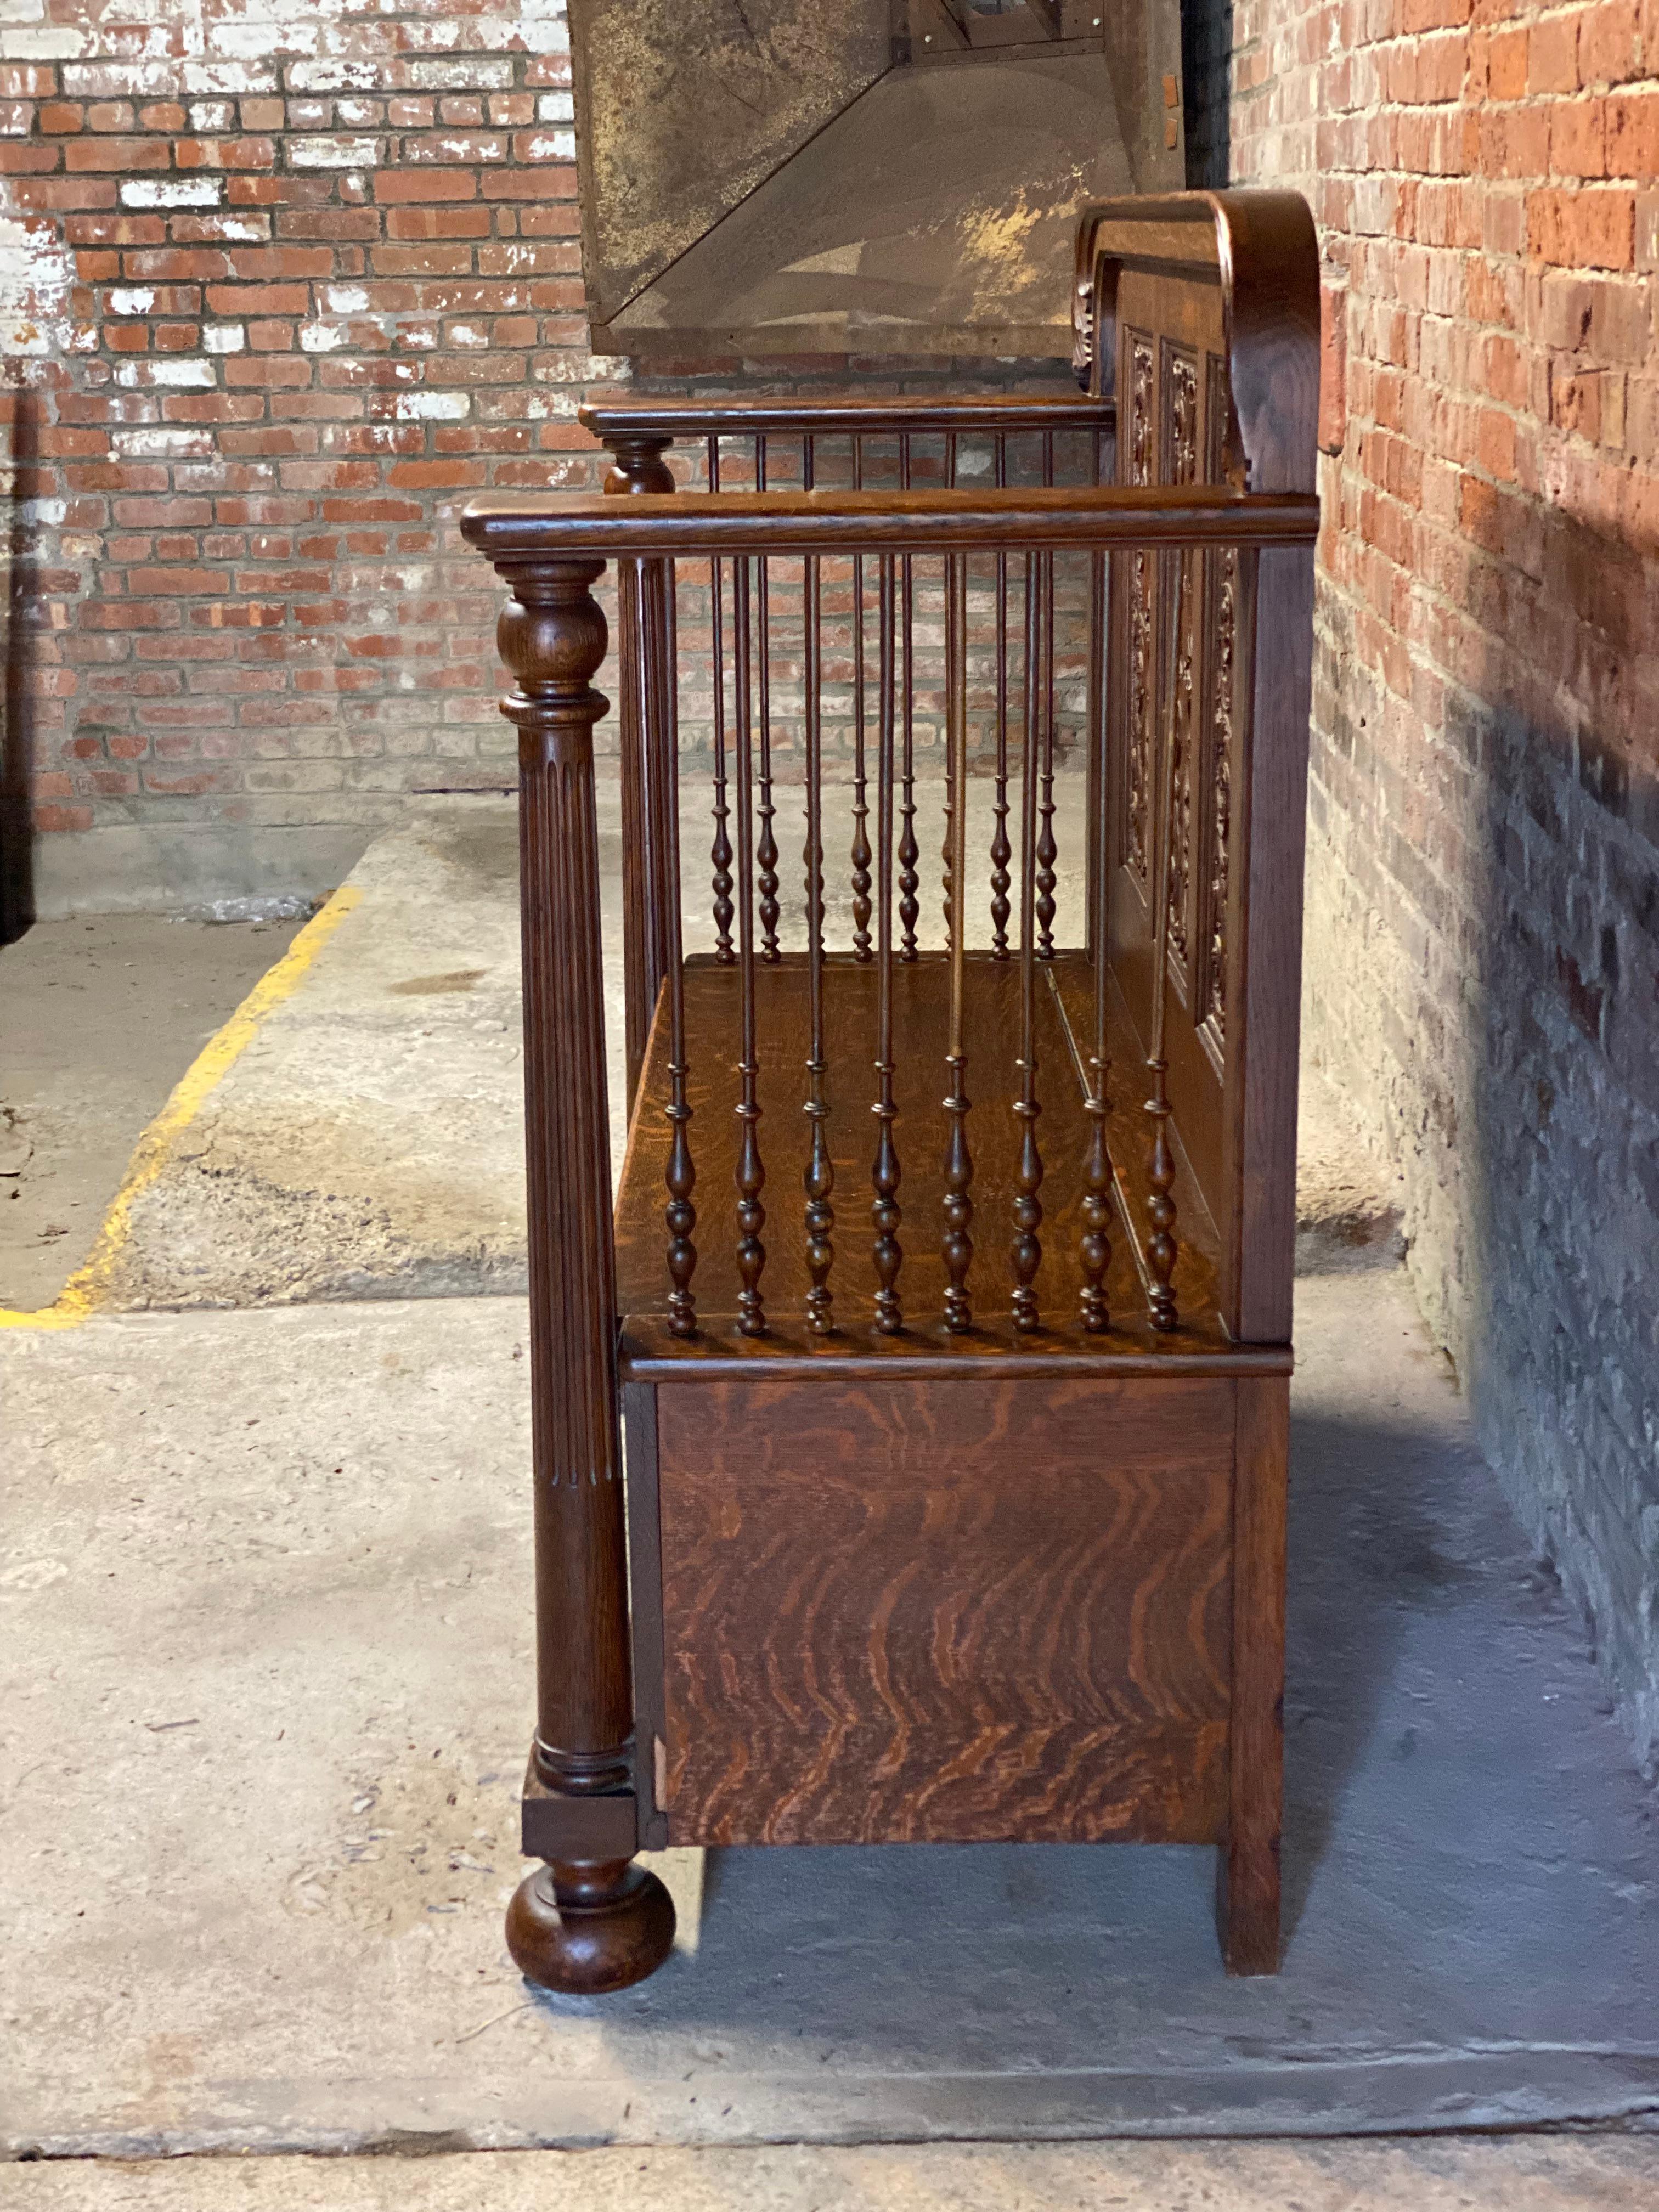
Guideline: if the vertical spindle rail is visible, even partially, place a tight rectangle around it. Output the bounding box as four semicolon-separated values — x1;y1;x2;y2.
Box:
941;548;973;1333
1035;428;1058;960
489;548;674;1993
1011;550;1045;1331
662;569;697;1341
1085;425;1108;965
707;436;734;964
733;557;768;1335
603;431;676;1107
941;433;958;949
897;433;919;961
851;436;873;962
990;432;1012;957
1080;540;1113;1333
754;437;780;962
1144;525;1183;1333
802;459;834;1335
872;551;903;1333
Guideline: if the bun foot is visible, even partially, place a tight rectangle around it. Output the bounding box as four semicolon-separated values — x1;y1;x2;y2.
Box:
506;1857;675;1994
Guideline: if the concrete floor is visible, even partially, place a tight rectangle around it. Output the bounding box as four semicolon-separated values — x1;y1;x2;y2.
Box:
31;792;1396;1321
2;797;1650;2204
6;2138;1659;2209
5;1273;1657;2159
0;915;304;1312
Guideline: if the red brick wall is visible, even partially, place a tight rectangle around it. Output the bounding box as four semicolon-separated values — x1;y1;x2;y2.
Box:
0;16;601;907
0;4;1068;913
1232;0;1659;1760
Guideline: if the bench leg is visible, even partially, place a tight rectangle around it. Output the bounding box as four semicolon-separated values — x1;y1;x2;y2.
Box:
1217;1831;1280;1976
508;1857;675;1995
1217;1375;1288;1975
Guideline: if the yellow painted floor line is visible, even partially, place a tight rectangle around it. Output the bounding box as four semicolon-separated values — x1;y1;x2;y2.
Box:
0;883;363;1334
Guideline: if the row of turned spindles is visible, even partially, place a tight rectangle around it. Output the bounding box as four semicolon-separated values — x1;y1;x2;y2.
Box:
704;558;1063;968
697;427;1087;967
653;537;1182;1341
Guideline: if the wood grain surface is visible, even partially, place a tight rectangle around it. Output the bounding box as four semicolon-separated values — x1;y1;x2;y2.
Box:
1219;1373;1288;1970
654;1374;1234;1846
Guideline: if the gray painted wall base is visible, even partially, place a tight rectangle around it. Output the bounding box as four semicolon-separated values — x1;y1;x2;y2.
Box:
29;821;378;920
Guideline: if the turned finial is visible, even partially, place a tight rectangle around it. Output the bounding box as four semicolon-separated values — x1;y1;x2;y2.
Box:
602;431;675;496
494;557;609;771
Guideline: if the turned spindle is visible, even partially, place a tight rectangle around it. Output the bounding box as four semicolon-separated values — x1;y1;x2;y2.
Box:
851;439;873;962
940;443;958;950
754;436;781;962
989;435;1012;957
707;438;735;964
897;435;919;962
602;430;678;1104
660;577;697;1341
872;552;904;1334
941;551;974;1333
1011;552;1045;1333
1080;626;1113;1334
733;557;768;1336
1144;531;1185;1334
803;550;834;1334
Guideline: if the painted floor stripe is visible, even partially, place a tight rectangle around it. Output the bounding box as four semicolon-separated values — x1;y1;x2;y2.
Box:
0;883;363;1333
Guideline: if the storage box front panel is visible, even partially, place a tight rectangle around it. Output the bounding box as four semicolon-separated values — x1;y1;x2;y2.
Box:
652;1375;1234;1847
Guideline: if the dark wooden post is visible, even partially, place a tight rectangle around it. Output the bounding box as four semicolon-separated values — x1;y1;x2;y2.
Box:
1218;1372;1288;1974
602;432;678;1107
490;550;675;1995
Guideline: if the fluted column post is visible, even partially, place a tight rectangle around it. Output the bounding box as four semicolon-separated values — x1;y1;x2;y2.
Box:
489;550;674;1995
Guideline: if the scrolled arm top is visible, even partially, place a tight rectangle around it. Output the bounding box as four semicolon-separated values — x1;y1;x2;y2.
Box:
1071;188;1320;496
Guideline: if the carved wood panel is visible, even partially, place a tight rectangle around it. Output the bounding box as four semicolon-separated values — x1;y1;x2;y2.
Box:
1103;258;1234;1248
654;1374;1234;1846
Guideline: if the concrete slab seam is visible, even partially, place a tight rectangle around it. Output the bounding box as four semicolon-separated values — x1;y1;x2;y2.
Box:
0;885;362;1333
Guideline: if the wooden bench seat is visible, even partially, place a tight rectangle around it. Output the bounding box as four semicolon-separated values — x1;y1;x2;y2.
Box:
616;951;1239;1368
460;189;1319;1997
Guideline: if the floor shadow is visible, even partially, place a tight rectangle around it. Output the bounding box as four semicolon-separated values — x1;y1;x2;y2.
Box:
612;1402;1503;2053
1278;1405;1484;1940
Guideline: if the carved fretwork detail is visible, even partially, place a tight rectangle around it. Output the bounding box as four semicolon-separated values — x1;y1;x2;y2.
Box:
1164;346;1200;995
1166;345;1199;479
1167;629;1195;982
1203;351;1238;1051
1124;332;1155;882
1206;549;1237;1042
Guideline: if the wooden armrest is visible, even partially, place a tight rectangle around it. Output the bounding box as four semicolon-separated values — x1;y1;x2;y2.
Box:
578;394;1116;444
461;484;1318;561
